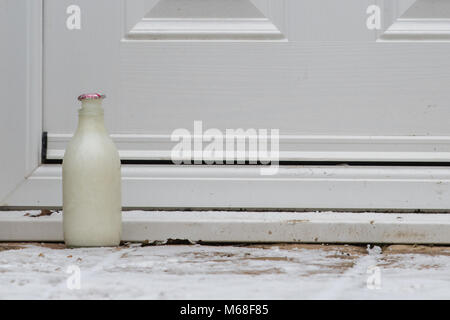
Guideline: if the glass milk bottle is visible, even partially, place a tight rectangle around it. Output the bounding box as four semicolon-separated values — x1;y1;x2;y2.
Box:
63;93;122;247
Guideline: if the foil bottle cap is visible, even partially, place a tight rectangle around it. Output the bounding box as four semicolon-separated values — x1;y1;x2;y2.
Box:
78;93;106;101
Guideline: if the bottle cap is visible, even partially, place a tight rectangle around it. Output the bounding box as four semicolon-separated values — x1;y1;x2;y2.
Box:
78;93;106;101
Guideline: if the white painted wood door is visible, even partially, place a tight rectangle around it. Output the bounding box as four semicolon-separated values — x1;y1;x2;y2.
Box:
2;0;450;210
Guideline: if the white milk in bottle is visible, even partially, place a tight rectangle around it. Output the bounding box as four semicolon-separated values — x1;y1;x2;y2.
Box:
63;93;122;247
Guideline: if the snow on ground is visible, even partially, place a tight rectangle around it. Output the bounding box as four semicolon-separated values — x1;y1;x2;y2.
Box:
0;243;449;299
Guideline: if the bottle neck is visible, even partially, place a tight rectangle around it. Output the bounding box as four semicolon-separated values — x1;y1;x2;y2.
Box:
77;100;107;133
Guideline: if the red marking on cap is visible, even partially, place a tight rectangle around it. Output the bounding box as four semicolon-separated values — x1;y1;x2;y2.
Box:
78;93;106;101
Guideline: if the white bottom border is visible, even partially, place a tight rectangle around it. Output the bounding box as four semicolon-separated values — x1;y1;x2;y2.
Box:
3;165;450;210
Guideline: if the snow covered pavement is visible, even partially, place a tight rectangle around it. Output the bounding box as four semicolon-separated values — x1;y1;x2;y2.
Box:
0;243;449;299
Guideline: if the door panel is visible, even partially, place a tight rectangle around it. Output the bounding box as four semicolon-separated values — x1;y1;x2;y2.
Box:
43;0;450;163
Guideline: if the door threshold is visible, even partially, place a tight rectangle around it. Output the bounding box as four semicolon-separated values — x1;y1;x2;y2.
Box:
1;211;449;244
